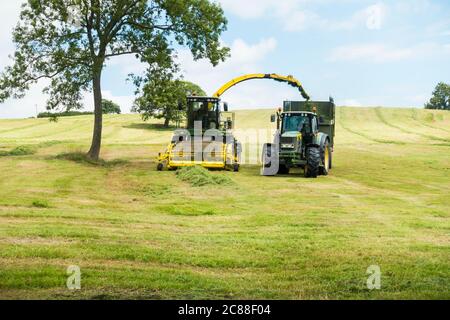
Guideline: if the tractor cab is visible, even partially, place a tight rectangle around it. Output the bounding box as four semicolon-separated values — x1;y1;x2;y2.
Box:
281;112;317;134
272;99;336;147
186;96;235;132
271;111;320;150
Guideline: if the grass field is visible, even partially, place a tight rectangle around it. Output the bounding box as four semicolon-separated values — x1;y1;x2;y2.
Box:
0;107;449;300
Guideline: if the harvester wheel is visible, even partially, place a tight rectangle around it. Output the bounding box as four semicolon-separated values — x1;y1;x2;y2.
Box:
305;147;320;178
233;164;240;172
319;140;331;176
157;163;164;171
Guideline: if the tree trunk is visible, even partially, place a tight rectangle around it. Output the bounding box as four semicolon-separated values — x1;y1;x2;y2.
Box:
164;117;170;128
87;70;103;160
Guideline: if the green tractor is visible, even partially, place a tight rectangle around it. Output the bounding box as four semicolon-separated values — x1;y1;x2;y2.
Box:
262;99;336;178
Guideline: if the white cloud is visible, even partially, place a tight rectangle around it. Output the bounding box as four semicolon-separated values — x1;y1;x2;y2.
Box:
176;37;305;108
394;0;436;14
328;42;450;63
218;0;298;20
0;82;49;119
363;3;388;30
219;0;388;32
178;37;277;92
228;38;277;63
0;2;23;69
101;90;135;113
329;44;412;63
407;94;429;106
106;54;146;76
283;10;327;32
340;99;362;107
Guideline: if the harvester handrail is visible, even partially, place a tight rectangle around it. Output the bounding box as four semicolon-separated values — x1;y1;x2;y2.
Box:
212;73;310;100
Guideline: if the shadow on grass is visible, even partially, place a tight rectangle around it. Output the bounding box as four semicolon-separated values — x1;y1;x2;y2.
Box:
123;123;178;132
55;152;128;167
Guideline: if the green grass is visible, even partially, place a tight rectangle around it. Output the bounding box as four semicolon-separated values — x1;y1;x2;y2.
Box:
0;145;36;157
176;166;234;187
0;107;449;300
31;200;50;208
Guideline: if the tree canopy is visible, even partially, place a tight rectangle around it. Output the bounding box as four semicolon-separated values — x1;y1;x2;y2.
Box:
133;74;206;127
102;99;121;114
0;0;229;159
425;82;450;111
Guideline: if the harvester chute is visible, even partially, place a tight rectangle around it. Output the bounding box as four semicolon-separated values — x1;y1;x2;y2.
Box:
212;73;310;100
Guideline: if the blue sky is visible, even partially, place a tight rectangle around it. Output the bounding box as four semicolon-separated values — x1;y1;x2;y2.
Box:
0;0;449;118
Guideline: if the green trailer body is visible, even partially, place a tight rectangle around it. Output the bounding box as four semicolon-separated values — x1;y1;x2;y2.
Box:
283;100;336;147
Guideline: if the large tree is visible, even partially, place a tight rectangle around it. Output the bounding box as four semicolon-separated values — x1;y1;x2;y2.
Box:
425;82;450;111
0;0;229;160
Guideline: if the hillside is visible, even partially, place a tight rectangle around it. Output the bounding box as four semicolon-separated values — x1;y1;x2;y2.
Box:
0;107;449;299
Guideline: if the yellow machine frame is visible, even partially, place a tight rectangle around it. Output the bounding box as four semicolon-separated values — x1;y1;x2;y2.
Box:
158;142;237;170
157;73;310;171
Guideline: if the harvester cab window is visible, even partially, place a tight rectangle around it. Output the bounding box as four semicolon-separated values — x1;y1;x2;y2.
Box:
191;101;204;111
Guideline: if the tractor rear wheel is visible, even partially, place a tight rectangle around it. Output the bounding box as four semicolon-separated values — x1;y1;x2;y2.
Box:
305;147;320;178
319;140;331;176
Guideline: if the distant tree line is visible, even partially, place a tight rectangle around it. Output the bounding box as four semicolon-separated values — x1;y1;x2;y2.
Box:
425;82;450;110
38;111;93;118
38;99;121;118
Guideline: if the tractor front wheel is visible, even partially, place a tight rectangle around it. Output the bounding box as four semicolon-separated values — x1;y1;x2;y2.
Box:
305;147;320;178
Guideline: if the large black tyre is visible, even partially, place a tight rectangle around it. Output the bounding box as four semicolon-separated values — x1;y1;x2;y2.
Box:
319;140;331;176
305;147;320;178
